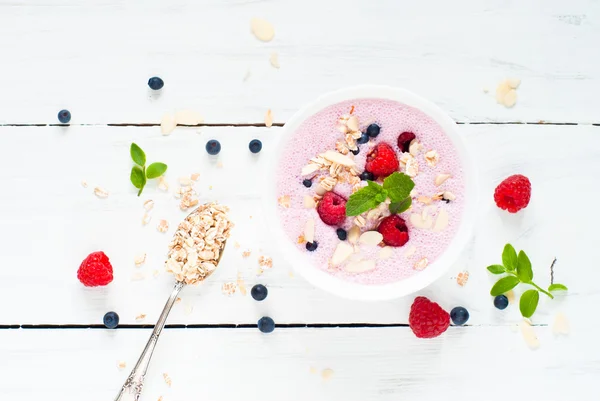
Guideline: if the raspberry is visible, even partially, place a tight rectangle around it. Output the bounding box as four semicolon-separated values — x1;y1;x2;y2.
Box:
365;143;399;178
397;132;416;153
409;296;450;338
77;251;114;287
377;215;409;247
317;191;347;226
493;174;531;213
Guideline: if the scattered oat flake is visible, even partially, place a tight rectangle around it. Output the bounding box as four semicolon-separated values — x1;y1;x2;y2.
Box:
163;373;172;387
237;272;247;296
250;18;275;42
135;314;146;322
175;297;182;303
242;250;252;258
142;213;152;226
234;241;241;249
278;195;291;208
258;255;273;269
265;109;274;127
179;176;193;186
456;271;469;287
321;368;334;381
117;361;127;370
157;219;169;233
158;176;169;191
553;312;570;335
161;113;177;135
270;52;280;69
81;180;88;188
191;173;200;181
221;282;237;296
519;320;540;350
143;199;154;211
94;187;109;198
134;253;147;267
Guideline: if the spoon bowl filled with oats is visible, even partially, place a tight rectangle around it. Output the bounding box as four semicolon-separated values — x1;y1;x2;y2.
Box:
114;202;233;401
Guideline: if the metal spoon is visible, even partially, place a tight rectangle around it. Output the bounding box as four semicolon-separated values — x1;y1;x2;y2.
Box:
114;205;229;401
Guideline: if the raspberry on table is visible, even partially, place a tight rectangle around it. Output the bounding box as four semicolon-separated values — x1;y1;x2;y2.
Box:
494;174;531;213
409;296;450;338
365;143;399;178
77;251;114;287
377;215;409;247
317;191;347;226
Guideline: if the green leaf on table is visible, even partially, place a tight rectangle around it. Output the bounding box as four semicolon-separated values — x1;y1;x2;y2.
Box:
130;143;146;166
146;162;168;179
490;276;520;296
519;289;540;318
346;181;386;216
548;283;568;292
389;197;412;214
502;243;518;272
130;166;145;189
487;264;506;274
383;172;415;203
516;250;533;283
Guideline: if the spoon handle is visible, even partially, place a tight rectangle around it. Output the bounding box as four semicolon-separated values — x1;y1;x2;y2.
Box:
114;281;185;401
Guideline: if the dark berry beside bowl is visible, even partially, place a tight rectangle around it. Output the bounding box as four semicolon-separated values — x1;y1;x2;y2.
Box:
257;316;275;333
251;284;268;301
249;139;262;153
450;307;469;325
494;295;509;310
148;76;164;90
103;311;119;329
206;140;221;155
58;109;71;124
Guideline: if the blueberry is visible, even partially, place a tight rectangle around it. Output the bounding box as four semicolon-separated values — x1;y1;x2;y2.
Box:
251;284;268;301
306;241;318;251
356;132;370;144
360;171;374;181
302;179;312;188
366;124;381;138
257;316;275;333
206;140;221;155
147;76;164;90
350;148;360;155
494;295;509;310
450;307;469;325
103;311;119;329
57;109;71;124
249;139;262;154
336;228;347;241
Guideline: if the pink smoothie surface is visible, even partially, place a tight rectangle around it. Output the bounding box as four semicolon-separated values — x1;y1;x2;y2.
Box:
276;98;465;285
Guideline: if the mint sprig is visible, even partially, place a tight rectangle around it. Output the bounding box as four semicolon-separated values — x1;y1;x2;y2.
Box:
129;143;168;196
345;172;415;216
487;244;568;318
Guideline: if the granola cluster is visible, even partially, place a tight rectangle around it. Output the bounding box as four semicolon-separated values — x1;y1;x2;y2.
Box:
165;203;233;284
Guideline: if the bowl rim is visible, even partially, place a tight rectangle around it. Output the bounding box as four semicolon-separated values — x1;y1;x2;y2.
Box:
265;85;478;301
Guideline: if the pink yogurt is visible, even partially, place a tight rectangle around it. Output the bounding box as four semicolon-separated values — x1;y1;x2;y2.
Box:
276;98;465;285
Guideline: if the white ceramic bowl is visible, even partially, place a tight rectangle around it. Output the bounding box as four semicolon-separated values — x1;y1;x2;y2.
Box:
265;86;477;301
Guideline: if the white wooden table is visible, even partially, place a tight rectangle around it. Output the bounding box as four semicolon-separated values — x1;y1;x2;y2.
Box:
1;1;599;399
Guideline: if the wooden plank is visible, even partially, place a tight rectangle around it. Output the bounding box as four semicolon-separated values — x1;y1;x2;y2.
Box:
0;124;596;325
0;0;598;124
0;326;593;400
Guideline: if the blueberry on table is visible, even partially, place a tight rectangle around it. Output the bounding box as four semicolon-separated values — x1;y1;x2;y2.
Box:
357;132;370;144
306;241;318;251
450;307;469;325
251;284;268;301
147;76;164;90
494;295;509;310
336;228;347;241
257;316;275;333
366;124;381;138
57;109;71;124
103;311;119;329
360;171;374;181
249;139;262;154
206;140;221;155
302;179;312;188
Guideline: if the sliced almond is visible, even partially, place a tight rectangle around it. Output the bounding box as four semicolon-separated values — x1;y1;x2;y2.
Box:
443;191;456;201
303;195;316;209
331;242;354;266
161;113;177;135
301;163;321;176
94;187;109;199
496;81;511;103
315;184;328;196
404;245;417;257
347;226;360;244
346;115;359;132
503;90;517;108
552;312;570;335
265;109;273;127
410;213;433;229
359;231;383;246
174;110;203;125
143;199;155;211
417;196;432;205
81;180;88;188
432;208;449;232
435;173;451;187
304;218;315;243
344;259;376;273
269;52;280;69
424;150;439;167
250;18;275;42
134;253;146;267
409;140;423;156
322;151;355;167
179;177;193;186
190;172;200;181
405;157;419;177
378;246;393;260
507;78;521;89
519;320;540;349
414;257;429;271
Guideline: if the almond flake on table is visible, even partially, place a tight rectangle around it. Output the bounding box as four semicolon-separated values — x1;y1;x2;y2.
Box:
250;18;275;42
161;113;177;135
265;109;274;127
142;212;152;226
237;272;247;296
495;78;520;108
191;172;200;181
269;52;280;68
553;312;570;335
81;180;88;188
158;176;169;191
174;110;203;125
117;361;127;370
163;373;172;387
519;319;540;349
135;314;146;322
321;368;334;381
134;253;146;267
143;199;154;211
94;187;109;198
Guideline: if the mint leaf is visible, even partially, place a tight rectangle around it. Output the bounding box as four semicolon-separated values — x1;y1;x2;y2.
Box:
490;276;520;296
346;181;385;216
516;250;533;283
383;172;415;203
519;289;539;318
130;166;146;196
502;244;518;272
130;143;146;167
146;162;168;179
487;264;506;274
548;284;568;292
389;197;412;214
